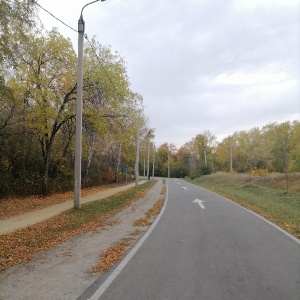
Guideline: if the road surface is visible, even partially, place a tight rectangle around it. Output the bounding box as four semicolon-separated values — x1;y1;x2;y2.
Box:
80;178;300;300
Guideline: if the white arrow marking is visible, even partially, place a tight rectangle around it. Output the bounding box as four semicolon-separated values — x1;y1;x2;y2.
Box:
193;199;205;209
182;187;187;190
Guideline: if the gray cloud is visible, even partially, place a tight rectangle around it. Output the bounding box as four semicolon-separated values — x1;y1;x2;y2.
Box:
39;0;300;147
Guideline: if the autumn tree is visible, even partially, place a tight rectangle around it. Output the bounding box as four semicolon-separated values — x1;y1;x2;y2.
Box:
0;0;36;67
7;28;77;194
289;121;300;171
81;39;143;184
155;143;170;177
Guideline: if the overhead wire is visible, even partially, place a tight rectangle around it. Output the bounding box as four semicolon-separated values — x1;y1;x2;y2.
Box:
84;34;125;100
32;0;78;33
31;0;124;99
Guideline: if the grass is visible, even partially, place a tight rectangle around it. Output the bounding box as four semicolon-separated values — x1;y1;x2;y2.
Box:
190;173;300;239
0;182;132;220
0;180;156;270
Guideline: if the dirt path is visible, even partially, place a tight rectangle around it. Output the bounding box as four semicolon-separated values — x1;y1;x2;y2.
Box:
0;179;164;300
0;180;146;235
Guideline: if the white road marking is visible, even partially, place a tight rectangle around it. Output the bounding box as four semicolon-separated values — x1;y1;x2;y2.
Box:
193;199;205;209
88;182;169;300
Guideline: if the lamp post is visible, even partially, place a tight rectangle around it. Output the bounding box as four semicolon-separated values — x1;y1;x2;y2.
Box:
152;144;155;178
74;0;106;209
135;110;140;187
147;136;150;181
168;153;170;178
146;129;154;181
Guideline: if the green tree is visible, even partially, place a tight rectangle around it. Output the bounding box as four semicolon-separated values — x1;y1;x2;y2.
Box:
289;121;300;172
271;122;291;173
155;143;170;177
9;28;77;194
0;0;36;66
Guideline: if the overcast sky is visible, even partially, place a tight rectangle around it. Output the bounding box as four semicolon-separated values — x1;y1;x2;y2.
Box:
38;0;300;148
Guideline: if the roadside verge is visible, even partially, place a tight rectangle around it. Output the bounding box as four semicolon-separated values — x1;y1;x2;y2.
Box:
0;179;165;300
0;180;146;235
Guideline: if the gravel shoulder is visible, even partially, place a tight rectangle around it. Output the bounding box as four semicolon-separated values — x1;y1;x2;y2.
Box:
0;179;164;300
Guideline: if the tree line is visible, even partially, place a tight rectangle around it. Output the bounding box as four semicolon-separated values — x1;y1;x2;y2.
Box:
153;121;300;179
1;2;298;198
0;1;151;197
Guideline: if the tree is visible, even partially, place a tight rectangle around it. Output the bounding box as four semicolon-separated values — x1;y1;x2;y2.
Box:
8;28;77;194
81;39;142;184
0;76;15;136
0;0;36;66
289;121;300;172
271;122;292;192
155;143;170;177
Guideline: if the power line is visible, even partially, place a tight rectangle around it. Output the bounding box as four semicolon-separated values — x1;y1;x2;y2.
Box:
32;1;124;100
32;0;77;33
85;34;125;100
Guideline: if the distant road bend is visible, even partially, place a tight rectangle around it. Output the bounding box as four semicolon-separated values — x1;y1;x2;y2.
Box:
80;178;300;300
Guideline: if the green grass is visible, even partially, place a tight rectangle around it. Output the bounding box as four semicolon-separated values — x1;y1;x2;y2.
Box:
1;180;157;270
64;180;157;229
189;173;300;239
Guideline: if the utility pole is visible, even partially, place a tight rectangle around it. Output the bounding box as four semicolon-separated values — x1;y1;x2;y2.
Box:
135;110;140;187
168;153;170;178
230;143;233;173
152;144;155;178
74;12;84;209
74;0;106;209
147;138;150;180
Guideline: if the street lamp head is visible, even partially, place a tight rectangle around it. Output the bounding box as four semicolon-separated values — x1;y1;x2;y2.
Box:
81;0;106;17
78;15;85;33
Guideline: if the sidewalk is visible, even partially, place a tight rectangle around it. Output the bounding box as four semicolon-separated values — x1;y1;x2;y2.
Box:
0;180;146;236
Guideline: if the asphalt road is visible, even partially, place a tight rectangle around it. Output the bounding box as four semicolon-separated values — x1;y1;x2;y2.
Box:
80;178;300;300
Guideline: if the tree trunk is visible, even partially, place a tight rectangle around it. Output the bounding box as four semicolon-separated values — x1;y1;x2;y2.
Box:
85;132;96;177
114;143;122;182
42;145;51;195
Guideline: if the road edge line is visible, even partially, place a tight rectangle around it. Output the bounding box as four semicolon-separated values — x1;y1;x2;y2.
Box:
88;180;169;300
192;182;300;245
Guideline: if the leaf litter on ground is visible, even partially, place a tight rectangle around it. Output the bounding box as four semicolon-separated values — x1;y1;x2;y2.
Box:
0;181;156;271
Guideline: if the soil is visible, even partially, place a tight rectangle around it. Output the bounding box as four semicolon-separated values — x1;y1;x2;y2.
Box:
0;179;164;300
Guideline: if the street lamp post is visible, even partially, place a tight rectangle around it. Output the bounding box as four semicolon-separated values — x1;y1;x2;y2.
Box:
74;0;106;209
135;110;140;187
147;137;150;180
152;144;155;178
168;153;170;178
146;129;154;181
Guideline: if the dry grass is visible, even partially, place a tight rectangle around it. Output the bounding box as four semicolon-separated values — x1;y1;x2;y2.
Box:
91;230;142;275
133;199;165;227
133;215;152;227
92;241;129;273
233;172;300;192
